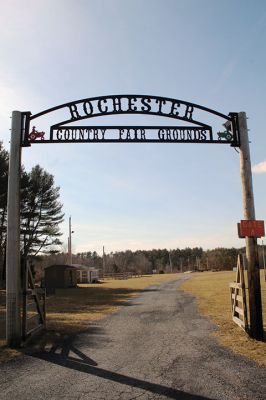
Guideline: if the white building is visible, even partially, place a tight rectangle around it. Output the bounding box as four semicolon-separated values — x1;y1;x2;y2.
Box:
71;264;99;283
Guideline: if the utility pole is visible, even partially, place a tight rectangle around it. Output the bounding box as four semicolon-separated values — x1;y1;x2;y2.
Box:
169;250;173;273
262;239;266;282
6;111;22;347
102;245;105;276
68;216;73;265
196;256;200;271
239;112;263;340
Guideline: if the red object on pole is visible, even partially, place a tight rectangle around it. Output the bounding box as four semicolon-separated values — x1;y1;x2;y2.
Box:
240;220;265;238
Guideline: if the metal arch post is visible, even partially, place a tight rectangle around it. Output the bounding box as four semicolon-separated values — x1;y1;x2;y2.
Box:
6;111;23;347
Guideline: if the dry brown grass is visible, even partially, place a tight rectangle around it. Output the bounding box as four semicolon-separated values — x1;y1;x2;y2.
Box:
181;271;266;367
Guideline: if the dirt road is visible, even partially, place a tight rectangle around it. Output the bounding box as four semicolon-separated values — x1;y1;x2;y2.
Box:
0;277;265;399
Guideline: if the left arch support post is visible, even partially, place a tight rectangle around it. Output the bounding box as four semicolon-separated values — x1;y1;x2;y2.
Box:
6;111;22;347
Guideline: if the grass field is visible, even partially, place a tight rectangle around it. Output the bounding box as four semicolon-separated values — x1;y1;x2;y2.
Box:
181;271;266;367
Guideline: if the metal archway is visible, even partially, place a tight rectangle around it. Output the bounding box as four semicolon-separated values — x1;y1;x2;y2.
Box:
20;95;240;146
6;95;263;347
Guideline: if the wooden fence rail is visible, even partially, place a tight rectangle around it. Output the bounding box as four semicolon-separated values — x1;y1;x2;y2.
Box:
229;254;248;331
22;262;46;341
99;272;142;280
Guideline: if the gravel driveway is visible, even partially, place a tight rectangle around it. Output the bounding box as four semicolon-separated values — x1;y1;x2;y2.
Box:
0;277;265;400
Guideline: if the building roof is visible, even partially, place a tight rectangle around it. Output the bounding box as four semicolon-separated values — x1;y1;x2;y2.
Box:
70;264;99;271
45;264;77;271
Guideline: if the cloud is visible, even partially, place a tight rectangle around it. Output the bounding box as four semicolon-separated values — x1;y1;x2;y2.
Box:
252;161;266;174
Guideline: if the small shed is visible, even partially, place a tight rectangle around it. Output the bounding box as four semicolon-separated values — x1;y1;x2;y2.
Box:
72;264;99;283
44;264;78;291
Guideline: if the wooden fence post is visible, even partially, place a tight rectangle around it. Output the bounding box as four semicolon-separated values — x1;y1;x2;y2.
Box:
239;112;263;340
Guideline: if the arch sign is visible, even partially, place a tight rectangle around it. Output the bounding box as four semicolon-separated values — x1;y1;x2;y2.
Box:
7;95;264;349
20;94;240;147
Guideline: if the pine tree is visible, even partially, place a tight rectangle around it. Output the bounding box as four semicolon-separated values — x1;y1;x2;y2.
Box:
0;142;9;285
20;164;64;260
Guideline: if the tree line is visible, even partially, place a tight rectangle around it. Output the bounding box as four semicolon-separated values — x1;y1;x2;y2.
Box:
39;246;247;277
76;246;265;275
0;142;64;287
91;247;241;274
29;243;266;283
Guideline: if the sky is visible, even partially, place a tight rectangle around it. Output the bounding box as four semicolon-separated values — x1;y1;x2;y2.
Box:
0;0;266;254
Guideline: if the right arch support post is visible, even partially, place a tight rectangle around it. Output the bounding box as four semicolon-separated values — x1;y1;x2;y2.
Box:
239;112;264;340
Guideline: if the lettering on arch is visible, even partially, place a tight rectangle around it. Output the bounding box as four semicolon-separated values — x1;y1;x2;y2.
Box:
21;95;240;147
67;95;195;124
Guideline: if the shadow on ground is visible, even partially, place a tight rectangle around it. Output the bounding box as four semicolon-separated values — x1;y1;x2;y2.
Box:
47;286;148;312
29;332;214;400
0;284;172;357
42;286;159;333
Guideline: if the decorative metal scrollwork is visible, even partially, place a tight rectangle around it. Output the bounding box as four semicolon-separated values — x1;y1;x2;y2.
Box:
217;130;233;141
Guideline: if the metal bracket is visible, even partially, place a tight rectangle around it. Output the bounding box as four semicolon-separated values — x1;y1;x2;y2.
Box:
20;112;31;147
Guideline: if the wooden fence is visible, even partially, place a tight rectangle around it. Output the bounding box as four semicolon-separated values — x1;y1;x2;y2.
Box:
99;272;142;280
229;254;248;331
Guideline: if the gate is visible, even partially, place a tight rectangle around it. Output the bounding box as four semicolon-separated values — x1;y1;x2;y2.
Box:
229;255;248;331
22;262;46;341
